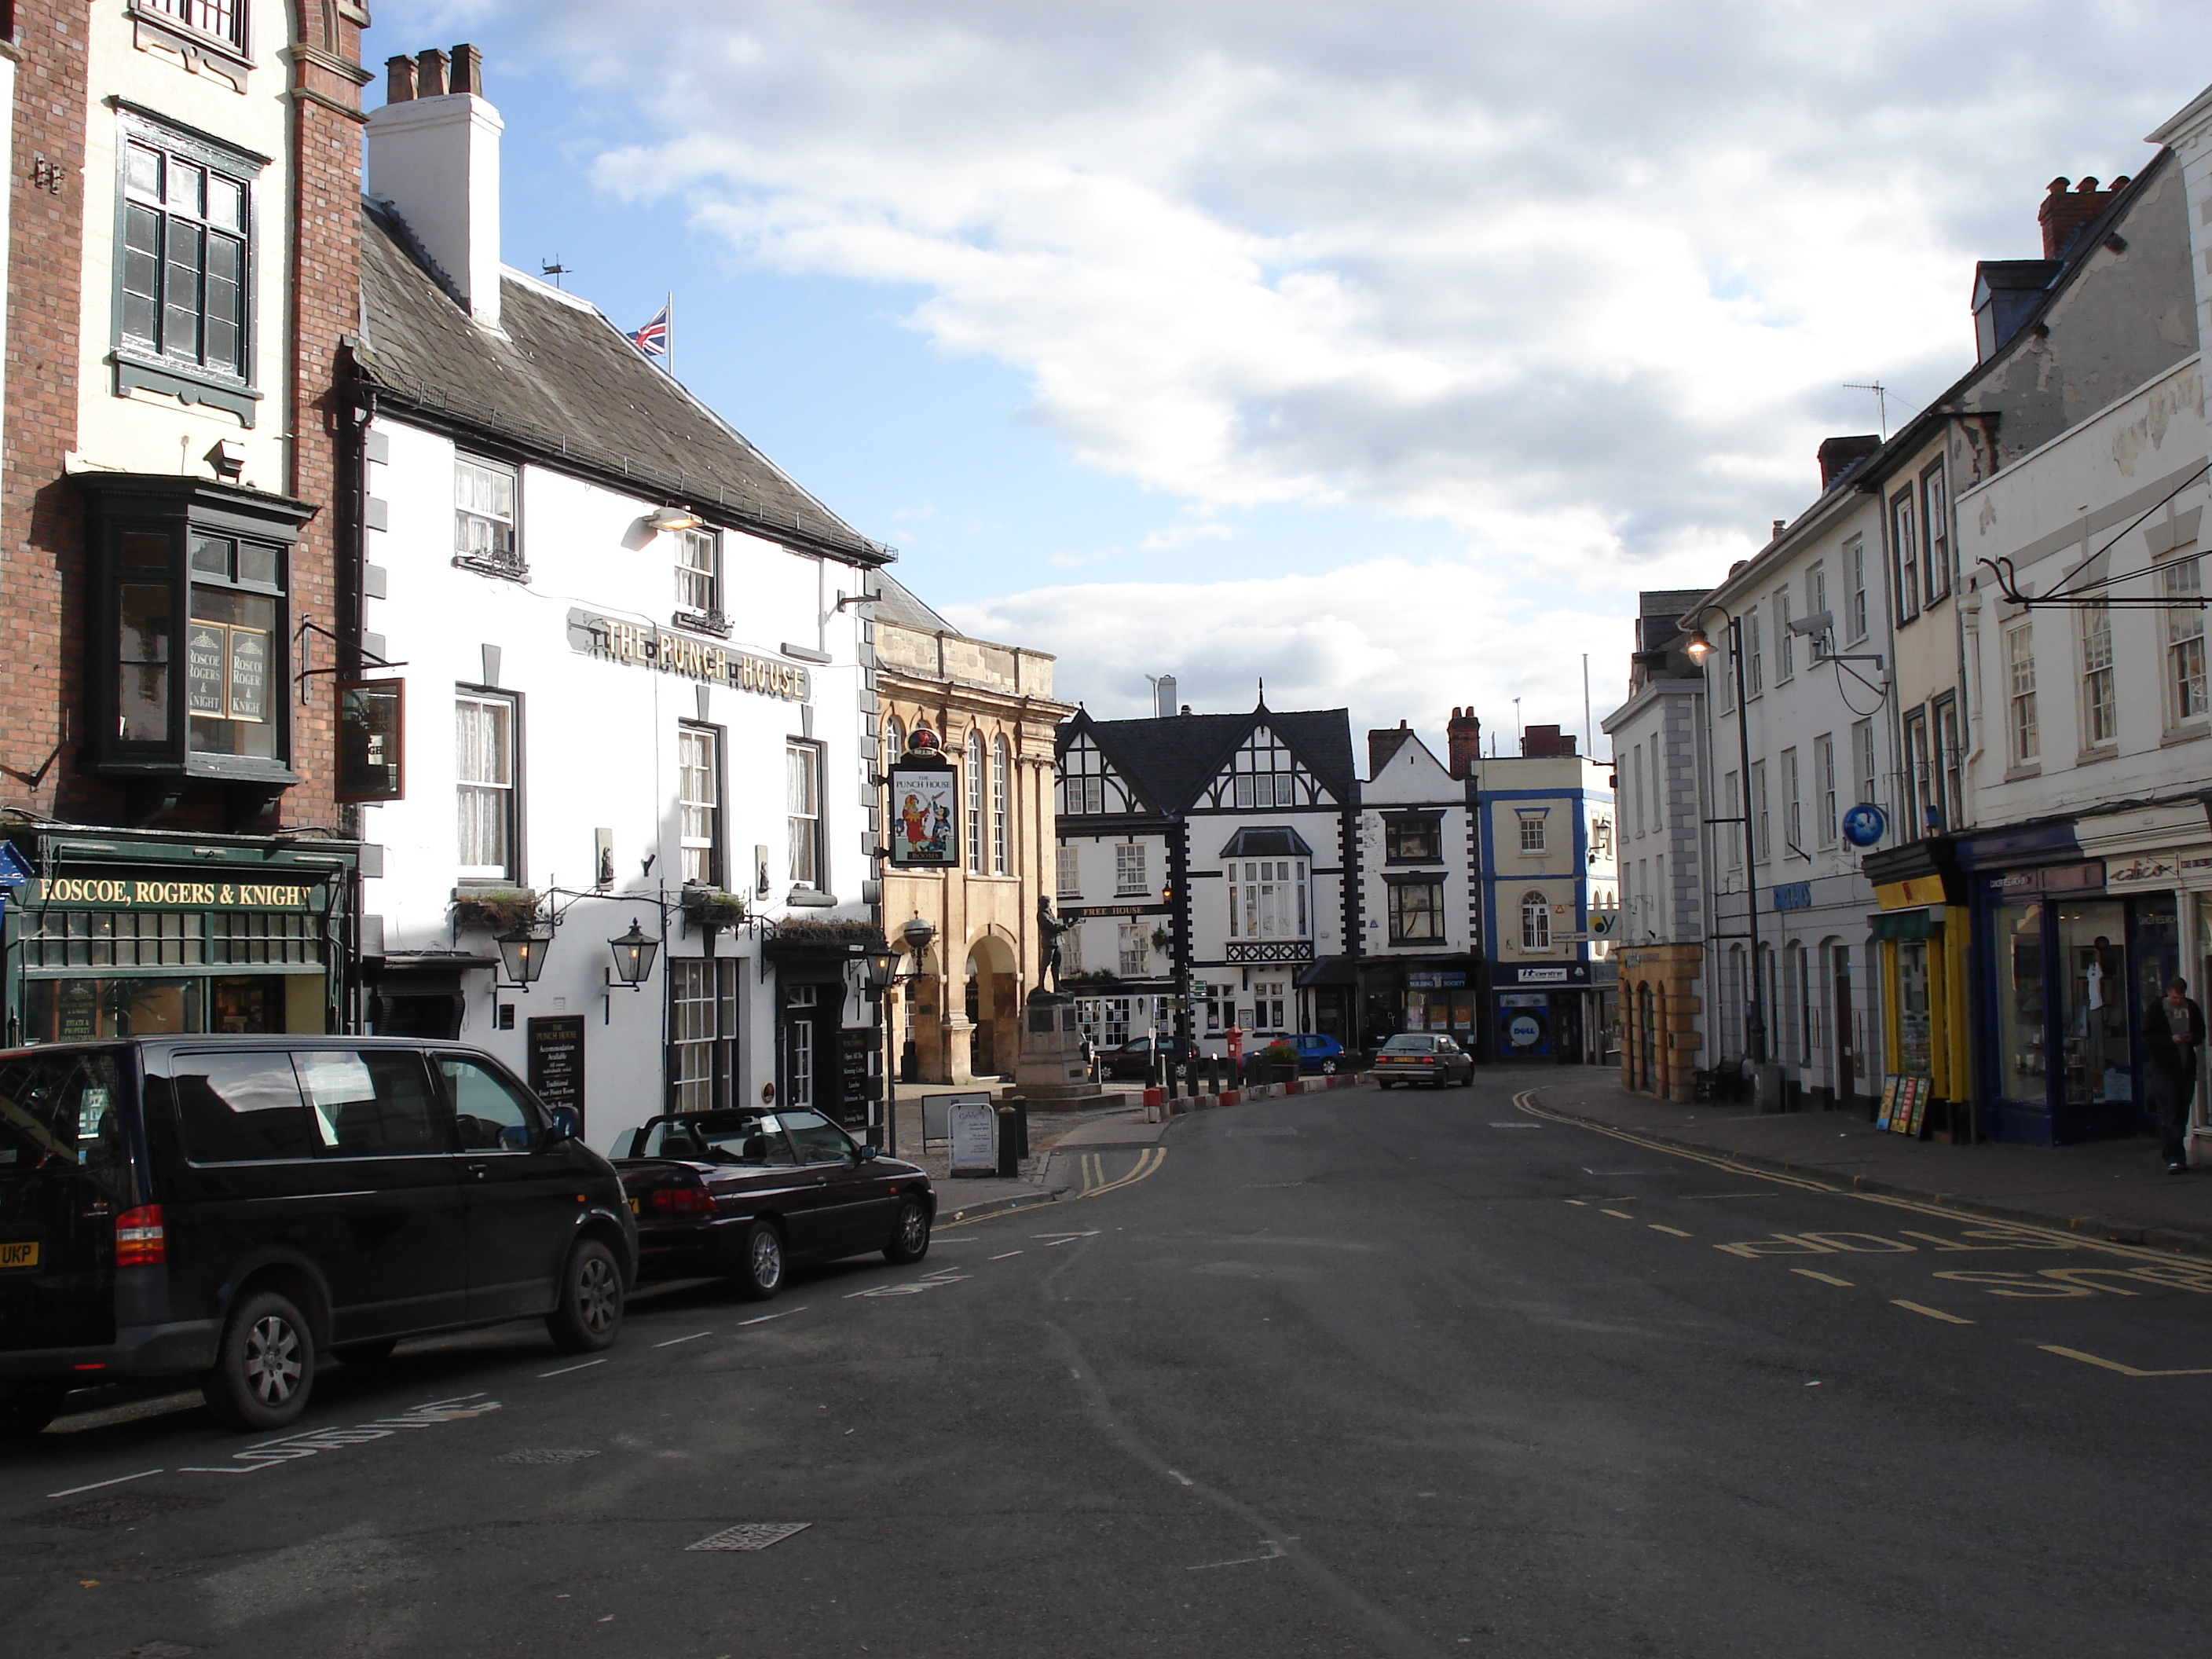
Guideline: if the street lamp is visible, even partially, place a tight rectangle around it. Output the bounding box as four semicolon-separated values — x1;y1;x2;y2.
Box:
867;916;939;1153
496;925;551;991
607;920;659;988
1679;605;1767;1070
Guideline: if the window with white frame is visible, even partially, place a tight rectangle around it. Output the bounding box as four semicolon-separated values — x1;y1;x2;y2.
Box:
1921;463;1950;602
1115;843;1149;895
881;714;904;775
673;528;720;621
1809;562;1828;634
678;723;721;885
1518;811;1547;854
1252;980;1288;1031
1904;709;1933;837
1203;983;1234;1032
1745;605;1763;696
1936;694;1965;830
456;692;517;878
1057;738;1113;816
786;739;824;885
1118;923;1148;978
1852;719;1876;812
140;1;246;47
1776;588;1795;681
1781;747;1801;852
453;456;521;577
991;735;1010;874
1751;761;1770;862
1846;537;1869;642
1057;845;1081;898
2161;555;2207;726
1060;925;1083;976
1632;746;1646;837
1891;489;1919;622
1229;861;1308;939
1722;772;1741;866
965;731;986;873
1221;728;1307;808
1520;890;1551;950
668;958;741;1112
2081;602;2118;749
1815;733;1837;848
2006;624;2038;765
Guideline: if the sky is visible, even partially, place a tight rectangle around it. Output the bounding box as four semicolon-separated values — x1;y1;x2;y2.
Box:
377;0;2208;761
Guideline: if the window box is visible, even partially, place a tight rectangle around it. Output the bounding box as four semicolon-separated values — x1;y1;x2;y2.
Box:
79;474;309;792
679;885;749;930
451;887;540;932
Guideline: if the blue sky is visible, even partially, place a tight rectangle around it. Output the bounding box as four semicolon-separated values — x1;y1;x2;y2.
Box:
375;1;2210;753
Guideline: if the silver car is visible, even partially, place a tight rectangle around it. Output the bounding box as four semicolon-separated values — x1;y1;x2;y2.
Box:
1373;1033;1475;1088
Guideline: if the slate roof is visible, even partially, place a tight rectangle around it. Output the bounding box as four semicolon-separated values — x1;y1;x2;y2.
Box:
866;571;956;633
1062;706;1358;814
353;200;892;568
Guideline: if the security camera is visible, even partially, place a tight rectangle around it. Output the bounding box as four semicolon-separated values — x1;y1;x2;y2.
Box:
1786;610;1833;637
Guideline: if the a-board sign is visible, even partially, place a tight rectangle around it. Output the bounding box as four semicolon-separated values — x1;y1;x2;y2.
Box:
838;1027;877;1130
1876;1075;1902;1132
944;1092;999;1175
528;1015;585;1131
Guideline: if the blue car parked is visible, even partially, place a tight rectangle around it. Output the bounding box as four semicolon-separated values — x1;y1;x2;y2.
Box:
1281;1034;1346;1075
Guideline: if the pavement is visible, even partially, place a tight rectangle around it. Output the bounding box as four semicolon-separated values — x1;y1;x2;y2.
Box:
1529;1068;2212;1257
884;1084;1148;1222
10;1073;2211;1657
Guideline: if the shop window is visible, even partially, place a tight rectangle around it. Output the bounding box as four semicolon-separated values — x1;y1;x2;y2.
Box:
82;478;306;786
114;112;260;423
786;739;825;888
453;455;523;580
456;691;519;880
1387;877;1445;944
1384;813;1442;863
1895;941;1930;1079
1520;891;1551;950
668;958;741;1112
2058;906;2130;1105
1995;901;2045;1100
679;722;723;886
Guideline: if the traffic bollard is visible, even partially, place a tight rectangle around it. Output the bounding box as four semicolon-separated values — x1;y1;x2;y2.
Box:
996;1106;1020;1178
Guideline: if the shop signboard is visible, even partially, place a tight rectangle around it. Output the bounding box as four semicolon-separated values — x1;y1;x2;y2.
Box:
527;1016;586;1131
337;679;407;803
888;752;958;867
838;1027;877;1128
944;1092;999;1175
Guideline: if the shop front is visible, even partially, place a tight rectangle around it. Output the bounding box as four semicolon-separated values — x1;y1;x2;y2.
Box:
762;928;884;1134
1971;846;2163;1146
1490;961;1596;1064
1863;839;1971;1140
2;827;358;1047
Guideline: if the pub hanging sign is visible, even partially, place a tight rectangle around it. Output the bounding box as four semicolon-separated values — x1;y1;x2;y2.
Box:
887;727;958;868
566;610;811;701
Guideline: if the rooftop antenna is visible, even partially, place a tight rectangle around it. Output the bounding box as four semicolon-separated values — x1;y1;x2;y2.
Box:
1844;381;1890;438
540;258;570;290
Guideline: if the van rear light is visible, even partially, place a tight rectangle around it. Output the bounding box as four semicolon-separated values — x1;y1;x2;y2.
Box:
648;1185;715;1217
114;1204;167;1268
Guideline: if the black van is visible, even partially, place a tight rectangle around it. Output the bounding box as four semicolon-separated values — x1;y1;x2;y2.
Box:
0;1037;637;1434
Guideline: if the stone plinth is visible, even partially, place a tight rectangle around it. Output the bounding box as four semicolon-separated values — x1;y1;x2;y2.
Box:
1016;992;1115;1108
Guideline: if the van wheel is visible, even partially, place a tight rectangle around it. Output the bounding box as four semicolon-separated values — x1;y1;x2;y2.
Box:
883;1198;931;1264
0;1386;64;1437
331;1338;399;1367
203;1290;315;1431
731;1220;785;1300
546;1240;624;1353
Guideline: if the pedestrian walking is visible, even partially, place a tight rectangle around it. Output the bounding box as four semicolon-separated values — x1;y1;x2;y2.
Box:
2141;975;2203;1173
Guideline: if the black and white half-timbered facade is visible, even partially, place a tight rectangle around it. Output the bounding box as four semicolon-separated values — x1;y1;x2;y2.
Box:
1053;704;1359;1051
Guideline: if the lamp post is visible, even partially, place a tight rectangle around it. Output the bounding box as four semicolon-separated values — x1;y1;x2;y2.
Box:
1680;609;1767;1069
866;916;937;1155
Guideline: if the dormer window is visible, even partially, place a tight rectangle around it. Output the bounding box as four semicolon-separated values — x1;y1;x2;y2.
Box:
672;528;729;634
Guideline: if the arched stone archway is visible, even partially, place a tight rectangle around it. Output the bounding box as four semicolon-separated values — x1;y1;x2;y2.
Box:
964;929;1021;1078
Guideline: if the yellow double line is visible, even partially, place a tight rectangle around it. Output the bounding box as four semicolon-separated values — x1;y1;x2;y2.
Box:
1079;1147;1166;1199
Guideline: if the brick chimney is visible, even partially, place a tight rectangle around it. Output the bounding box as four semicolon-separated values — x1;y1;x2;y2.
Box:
1368;720;1413;780
2038;175;2128;259
369;46;504;326
1446;707;1481;780
1818;435;1881;489
1521;723;1577;758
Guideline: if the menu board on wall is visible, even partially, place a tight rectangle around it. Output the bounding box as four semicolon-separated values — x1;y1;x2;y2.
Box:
838;1027;878;1130
527;1016;586;1130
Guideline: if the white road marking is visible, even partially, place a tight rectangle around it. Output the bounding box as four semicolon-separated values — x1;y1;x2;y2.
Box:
1893;1299;1975;1325
1188;1539;1287;1569
737;1306;807;1325
540;1358;609;1377
1649;1225;1694;1238
989;1251;1024;1260
654;1331;712;1348
46;1468;163;1499
179;1395;500;1475
1600;1209;1636;1220
1166;1469;1196;1486
849;1274;972;1298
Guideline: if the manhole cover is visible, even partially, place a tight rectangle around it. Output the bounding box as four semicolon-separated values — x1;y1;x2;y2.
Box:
686;1522;811;1552
22;1494;216;1531
495;1449;600;1465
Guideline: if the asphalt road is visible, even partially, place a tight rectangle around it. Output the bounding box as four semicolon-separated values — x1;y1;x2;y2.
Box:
6;1072;2212;1658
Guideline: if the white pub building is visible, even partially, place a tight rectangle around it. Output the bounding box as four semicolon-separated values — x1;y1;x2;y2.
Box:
345;53;892;1153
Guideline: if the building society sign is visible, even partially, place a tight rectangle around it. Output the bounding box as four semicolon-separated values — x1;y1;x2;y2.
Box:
567;610;811;701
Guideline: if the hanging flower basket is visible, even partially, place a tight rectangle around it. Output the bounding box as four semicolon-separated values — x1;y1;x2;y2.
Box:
451;888;540;932
679;886;749;929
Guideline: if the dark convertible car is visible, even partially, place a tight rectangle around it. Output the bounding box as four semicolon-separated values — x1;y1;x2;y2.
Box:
612;1108;934;1297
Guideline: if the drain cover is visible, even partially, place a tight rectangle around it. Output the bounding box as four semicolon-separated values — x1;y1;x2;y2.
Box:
495;1449;600;1465
686;1522;811;1552
23;1494;216;1531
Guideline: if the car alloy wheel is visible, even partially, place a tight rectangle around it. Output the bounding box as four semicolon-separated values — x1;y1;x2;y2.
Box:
884;1196;932;1264
244;1313;304;1406
733;1219;786;1299
573;1254;620;1339
203;1288;317;1430
547;1239;625;1353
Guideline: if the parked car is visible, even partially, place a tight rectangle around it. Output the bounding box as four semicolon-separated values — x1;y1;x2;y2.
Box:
1279;1034;1347;1075
613;1109;935;1296
1373;1032;1475;1088
1099;1036;1202;1080
0;1037;637;1437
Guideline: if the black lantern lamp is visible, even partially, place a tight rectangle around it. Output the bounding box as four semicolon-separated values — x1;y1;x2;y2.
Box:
496;925;551;990
899;914;937;965
608;920;659;989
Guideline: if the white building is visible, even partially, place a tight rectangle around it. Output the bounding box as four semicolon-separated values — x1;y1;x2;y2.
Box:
350;53;892;1155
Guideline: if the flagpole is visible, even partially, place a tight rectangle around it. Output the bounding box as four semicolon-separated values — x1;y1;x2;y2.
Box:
665;290;674;379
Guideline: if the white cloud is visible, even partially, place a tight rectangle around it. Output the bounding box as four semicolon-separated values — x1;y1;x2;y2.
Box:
1137;522;1233;551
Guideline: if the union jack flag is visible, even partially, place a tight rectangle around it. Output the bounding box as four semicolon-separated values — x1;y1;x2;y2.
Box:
628;303;670;359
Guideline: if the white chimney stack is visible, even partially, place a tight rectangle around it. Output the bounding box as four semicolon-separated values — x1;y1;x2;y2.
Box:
367;44;503;329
